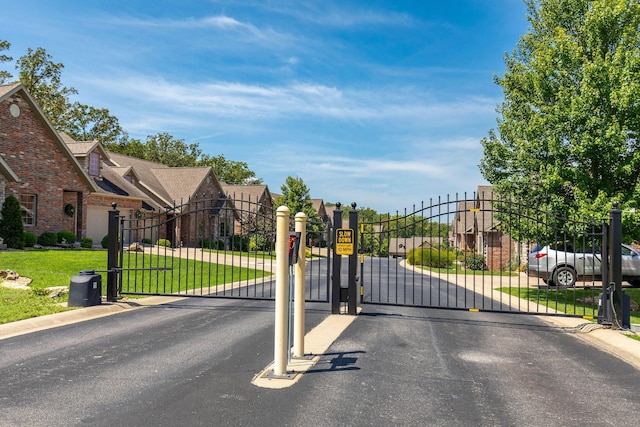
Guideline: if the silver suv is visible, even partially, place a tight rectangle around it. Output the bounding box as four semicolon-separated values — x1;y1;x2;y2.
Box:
527;242;640;287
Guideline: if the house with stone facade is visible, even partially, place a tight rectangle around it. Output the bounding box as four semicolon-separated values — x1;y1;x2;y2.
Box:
0;83;97;240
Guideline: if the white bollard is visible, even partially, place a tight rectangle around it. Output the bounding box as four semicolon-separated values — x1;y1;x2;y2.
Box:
273;206;290;376
293;212;307;358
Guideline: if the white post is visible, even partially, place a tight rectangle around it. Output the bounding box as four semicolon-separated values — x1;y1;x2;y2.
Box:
273;206;290;376
293;212;307;358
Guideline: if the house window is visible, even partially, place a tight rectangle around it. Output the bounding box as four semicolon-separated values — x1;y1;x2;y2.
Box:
89;152;100;176
124;174;132;183
19;194;36;226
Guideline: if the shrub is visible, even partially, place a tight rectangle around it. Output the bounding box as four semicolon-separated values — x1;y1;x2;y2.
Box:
251;235;273;251
38;232;57;247
80;237;93;248
101;235;109;249
23;232;37;247
230;236;250;251
57;230;77;244
199;237;213;248
407;248;456;268
142;237;152;245
156;238;171;247
215;240;226;250
463;253;486;271
0;195;25;249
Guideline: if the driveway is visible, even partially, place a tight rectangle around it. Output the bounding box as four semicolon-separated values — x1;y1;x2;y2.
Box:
1;298;640;426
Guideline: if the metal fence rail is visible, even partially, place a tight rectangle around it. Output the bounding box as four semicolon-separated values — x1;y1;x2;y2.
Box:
358;192;607;318
108;195;330;302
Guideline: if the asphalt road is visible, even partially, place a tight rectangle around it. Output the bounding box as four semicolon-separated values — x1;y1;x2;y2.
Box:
1;298;639;426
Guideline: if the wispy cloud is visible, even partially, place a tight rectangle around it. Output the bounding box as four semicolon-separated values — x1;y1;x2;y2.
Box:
79;73;497;127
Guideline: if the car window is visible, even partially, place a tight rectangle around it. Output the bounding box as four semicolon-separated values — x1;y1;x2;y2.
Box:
530;244;543;254
622;245;636;256
550;242;574;252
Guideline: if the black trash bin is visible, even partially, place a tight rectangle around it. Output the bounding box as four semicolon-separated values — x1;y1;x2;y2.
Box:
68;270;102;307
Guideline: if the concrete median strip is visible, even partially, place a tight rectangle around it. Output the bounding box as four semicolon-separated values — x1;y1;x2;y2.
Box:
252;312;359;389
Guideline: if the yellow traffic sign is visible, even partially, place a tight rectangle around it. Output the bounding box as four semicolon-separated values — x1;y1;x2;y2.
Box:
335;228;354;256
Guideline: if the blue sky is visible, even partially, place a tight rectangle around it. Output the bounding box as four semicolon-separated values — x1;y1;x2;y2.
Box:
2;1;530;213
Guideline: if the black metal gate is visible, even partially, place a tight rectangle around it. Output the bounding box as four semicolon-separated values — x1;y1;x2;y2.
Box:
106;195;331;302
357;191;612;319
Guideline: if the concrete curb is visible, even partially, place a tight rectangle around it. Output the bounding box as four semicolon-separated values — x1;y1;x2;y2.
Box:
0;296;185;341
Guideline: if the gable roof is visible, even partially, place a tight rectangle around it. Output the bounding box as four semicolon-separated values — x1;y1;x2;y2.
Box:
61;133;110;161
222;184;271;202
152;167;214;203
107;152;224;206
0;83;98;192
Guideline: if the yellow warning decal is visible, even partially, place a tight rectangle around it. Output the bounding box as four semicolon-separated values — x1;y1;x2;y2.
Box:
469;308;480;312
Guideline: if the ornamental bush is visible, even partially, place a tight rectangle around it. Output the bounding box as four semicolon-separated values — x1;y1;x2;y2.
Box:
463;253;485;271
57;230;76;244
407;248;456;269
156;238;171;247
23;232;37;247
80;237;93;248
38;232;57;247
101;235;109;249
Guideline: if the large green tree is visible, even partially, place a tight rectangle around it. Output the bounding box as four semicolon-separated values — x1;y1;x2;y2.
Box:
274;176;321;226
480;0;640;239
61;102;124;145
197;153;262;185
16;47;78;128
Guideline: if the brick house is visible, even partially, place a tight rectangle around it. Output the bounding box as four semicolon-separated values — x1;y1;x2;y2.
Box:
61;133;159;245
450;185;518;271
107;152;234;247
222;183;274;236
0;83;97;240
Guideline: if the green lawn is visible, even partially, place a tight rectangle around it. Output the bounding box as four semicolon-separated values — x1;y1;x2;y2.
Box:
499;286;640;324
119;251;270;294
0;249;271;324
415;264;519;276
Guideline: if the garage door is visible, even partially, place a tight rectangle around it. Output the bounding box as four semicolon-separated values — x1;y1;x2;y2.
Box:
87;206;133;246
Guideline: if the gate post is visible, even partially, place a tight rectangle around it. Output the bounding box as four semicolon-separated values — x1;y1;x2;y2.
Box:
347;203;358;315
609;203;624;327
106;203;120;303
331;203;343;314
293;212;307;358
273;206;291;377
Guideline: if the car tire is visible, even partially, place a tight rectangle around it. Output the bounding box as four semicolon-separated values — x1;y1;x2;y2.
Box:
553;266;576;287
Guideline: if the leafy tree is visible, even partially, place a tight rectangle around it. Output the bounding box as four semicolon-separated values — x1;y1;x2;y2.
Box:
0;195;25;249
197;153;262;185
142;133;201;167
480;0;640;241
16;47;78;128
61;102;124;145
274;176;321;226
106;134;262;184
0;40;12;84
